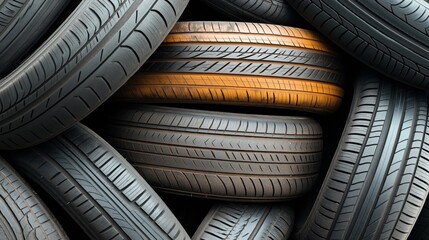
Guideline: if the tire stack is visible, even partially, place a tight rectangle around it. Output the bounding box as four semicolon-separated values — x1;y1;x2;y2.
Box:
0;0;428;239
97;0;344;238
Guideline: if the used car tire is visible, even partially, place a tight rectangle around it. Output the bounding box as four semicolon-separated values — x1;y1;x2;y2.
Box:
286;0;429;90
0;156;68;239
7;123;190;240
99;104;323;201
0;0;70;76
0;0;189;150
294;72;429;240
115;21;344;114
192;203;294;240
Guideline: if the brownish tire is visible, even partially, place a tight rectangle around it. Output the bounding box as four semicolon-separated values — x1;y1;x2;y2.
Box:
115;21;344;113
98;104;323;201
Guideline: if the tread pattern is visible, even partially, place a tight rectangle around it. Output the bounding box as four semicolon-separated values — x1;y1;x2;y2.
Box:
115;21;344;113
0;0;70;77
200;0;299;25
99;104;323;201
286;0;429;89
0;0;189;149
294;73;429;239
0;156;67;240
192;203;294;240
7;123;190;240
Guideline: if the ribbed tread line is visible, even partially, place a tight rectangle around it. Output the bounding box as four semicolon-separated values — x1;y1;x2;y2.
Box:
286;0;429;89
192;203;294;240
0;0;70;76
8;123;190;240
99;104;322;201
0;0;189;149
115;21;343;113
294;73;429;239
106;104;323;137
0;156;67;240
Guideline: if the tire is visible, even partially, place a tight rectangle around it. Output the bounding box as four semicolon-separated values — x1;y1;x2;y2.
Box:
0;156;68;240
7;123;190;240
0;0;70;77
200;0;299;25
99;104;323;201
192;203;294;240
114;21;344;114
286;0;429;90
0;0;189;150
294;72;429;240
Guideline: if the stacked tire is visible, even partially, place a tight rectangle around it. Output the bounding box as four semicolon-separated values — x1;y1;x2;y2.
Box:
1;0;429;239
97;1;345;235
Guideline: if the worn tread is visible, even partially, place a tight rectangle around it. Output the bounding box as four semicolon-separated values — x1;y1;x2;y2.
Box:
0;0;189;149
7;123;190;240
0;156;68;240
98;104;323;201
192;203;294;240
287;0;429;89
294;72;429;240
0;0;70;76
115;21;344;113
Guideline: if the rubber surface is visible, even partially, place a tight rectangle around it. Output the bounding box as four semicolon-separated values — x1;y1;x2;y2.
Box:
192;203;294;240
115;21;344;113
200;0;299;25
0;156;68;240
99;104;323;201
7;123;190;240
286;0;429;90
0;0;70;77
0;0;189;150
294;73;429;239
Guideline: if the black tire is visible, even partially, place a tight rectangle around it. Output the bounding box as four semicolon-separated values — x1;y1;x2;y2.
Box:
0;156;68;240
7;123;190;240
294;72;429;239
192;203;294;240
0;0;70;77
286;0;429;90
0;0;189;150
200;0;299;25
99;104;323;201
115;21;344;114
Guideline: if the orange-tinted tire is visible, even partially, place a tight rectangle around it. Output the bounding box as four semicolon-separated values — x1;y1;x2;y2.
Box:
115;21;344;113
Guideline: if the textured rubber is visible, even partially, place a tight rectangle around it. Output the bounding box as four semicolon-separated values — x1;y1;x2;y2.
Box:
286;0;429;90
0;0;189;150
7;124;190;240
200;0;299;25
0;156;68;240
99;105;323;201
192;203;294;240
0;0;70;77
115;21;344;113
294;73;429;240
